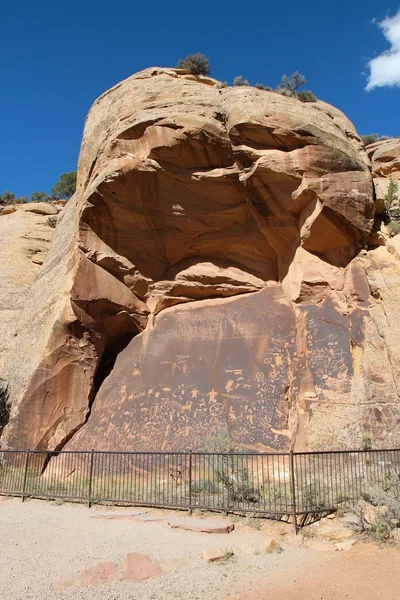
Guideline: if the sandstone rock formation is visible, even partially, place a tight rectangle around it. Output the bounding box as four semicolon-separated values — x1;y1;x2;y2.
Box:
0;204;60;373
2;69;400;452
367;138;400;214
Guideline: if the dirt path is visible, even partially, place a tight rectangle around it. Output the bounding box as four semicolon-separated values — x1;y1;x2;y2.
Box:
1;497;399;600
236;543;400;600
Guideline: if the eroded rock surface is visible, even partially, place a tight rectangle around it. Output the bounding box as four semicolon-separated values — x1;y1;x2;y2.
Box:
3;68;400;452
0;205;58;373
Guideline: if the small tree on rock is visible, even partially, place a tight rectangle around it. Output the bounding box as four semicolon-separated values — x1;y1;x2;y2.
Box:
278;71;307;96
277;71;317;102
385;176;400;220
51;172;77;200
176;53;211;76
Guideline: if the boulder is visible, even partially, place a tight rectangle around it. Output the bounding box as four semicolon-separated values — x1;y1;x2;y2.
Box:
203;548;227;562
21;202;58;215
0;206;17;215
367;138;400;178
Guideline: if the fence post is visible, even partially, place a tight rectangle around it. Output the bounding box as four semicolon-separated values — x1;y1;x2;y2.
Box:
188;449;193;516
87;449;94;509
21;450;30;503
289;449;298;535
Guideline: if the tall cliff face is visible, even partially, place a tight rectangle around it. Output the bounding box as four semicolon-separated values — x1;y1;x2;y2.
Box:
2;68;400;452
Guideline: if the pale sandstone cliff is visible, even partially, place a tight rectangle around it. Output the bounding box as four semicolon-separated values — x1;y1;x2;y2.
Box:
0;203;60;373
2;69;400;452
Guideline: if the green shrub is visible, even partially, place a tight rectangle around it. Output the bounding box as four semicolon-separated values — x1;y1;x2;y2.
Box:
369;515;393;542
191;478;220;494
51;172;76;200
215;81;228;89
385;177;399;212
361;134;379;146
233;76;249;87
0;191;17;205
202;431;259;505
297;90;317;102
47;216;58;229
362;435;373;450
358;472;400;541
255;83;272;91
31;191;51;203
387;221;400;236
176;53;211;76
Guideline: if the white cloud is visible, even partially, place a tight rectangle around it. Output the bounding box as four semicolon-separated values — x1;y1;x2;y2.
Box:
366;10;400;90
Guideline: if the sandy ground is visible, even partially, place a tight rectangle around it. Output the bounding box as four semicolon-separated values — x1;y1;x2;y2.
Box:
1;497;400;600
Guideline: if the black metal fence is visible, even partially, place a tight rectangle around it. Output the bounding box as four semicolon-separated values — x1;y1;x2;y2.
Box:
1;448;399;530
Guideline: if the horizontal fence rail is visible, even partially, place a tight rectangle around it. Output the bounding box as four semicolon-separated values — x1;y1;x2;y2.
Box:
1;448;399;530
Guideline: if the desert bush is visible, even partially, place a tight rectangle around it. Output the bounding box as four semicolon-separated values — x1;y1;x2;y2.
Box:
255;83;272;91
47;216;57;228
361;134;379;146
233;76;249;87
362;435;373;450
176;53;211;76
297;90;317;102
31;191;51;203
215;81;228;89
0;191;17;205
202;431;259;504
387;221;400;236
356;472;400;541
191;478;220;495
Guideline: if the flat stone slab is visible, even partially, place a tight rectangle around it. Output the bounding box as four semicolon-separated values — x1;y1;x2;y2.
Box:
132;513;166;523
90;510;148;520
82;562;119;585
168;516;235;533
124;552;161;581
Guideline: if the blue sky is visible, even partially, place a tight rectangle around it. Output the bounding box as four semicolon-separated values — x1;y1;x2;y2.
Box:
1;0;400;197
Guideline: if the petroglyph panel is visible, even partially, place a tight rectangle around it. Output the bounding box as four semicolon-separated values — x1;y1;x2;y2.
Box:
68;287;297;451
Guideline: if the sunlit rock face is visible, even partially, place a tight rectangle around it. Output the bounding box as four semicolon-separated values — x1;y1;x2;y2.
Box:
3;68;400;452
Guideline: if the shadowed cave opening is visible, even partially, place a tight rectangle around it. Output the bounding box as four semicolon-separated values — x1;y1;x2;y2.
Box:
93;333;136;399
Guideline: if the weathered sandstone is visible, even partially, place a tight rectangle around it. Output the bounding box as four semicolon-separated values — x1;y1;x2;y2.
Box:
0;206;57;373
2;68;399;452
